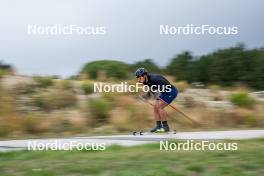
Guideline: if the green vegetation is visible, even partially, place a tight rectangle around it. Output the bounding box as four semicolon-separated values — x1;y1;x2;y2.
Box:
230;92;256;109
167;44;264;90
82;81;94;94
87;98;112;124
0;61;13;77
0;139;264;175
167;51;192;81
80;44;264;90
33;76;54;88
56;80;74;90
0;44;264;138
131;59;160;73
0;69;4;78
23;113;45;133
81;60;130;80
32;89;77;111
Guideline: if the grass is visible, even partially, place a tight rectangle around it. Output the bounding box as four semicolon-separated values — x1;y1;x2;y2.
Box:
0;139;264;176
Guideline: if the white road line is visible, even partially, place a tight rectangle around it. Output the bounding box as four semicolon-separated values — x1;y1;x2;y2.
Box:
0;130;263;151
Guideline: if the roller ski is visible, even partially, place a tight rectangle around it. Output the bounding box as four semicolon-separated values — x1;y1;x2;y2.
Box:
132;128;177;136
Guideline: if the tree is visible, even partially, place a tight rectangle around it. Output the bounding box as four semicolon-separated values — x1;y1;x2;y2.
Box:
131;59;160;73
166;51;192;81
166;44;264;90
81;60;129;80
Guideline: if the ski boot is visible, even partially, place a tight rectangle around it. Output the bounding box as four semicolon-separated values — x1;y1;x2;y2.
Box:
162;121;170;132
150;121;162;133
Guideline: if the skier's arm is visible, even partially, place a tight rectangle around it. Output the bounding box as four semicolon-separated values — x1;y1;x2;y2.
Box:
141;91;152;99
141;91;160;99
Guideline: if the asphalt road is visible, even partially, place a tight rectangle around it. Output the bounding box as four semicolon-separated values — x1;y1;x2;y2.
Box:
0;130;264;151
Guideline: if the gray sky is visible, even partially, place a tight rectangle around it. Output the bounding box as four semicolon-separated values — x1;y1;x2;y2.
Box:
0;0;263;77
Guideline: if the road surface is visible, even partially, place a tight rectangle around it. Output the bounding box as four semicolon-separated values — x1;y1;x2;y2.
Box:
0;130;264;151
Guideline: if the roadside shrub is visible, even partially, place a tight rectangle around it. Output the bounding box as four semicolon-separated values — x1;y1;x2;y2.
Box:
33;76;54;88
128;103;152;130
32;89;77;111
182;96;196;108
87;98;112;125
114;95;135;107
0;69;4;78
209;84;221;91
0;124;10;137
23;114;44;133
53;119;72;133
82;81;94;94
209;85;223;101
229;108;258;127
0;114;25;136
102;92;121;102
12;82;36;95
244;115;258;127
110;108;133;131
50;111;87;133
175;81;189;92
56;80;74;90
229;108;252;125
230;92;256;109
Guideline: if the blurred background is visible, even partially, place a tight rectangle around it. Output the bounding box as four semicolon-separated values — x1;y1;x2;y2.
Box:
0;44;264;138
1;1;264;176
0;0;264;139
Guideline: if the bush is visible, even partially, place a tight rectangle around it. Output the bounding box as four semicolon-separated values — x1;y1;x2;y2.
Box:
175;81;190;92
32;89;78;111
0;125;10;137
209;84;221;91
56;80;74;90
12;82;36;95
114;95;135;107
23;114;44;133
0;69;4;79
130;59;160;73
229;108;258;127
33;76;54;88
81;60;129;80
87;98;112;125
52;119;72;133
110;108;133;132
230;92;256;109
182;96;196;108
244;115;258;127
82;81;94;94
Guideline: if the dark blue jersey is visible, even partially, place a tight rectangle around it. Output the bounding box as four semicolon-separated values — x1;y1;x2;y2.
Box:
144;74;172;87
143;74;175;93
143;74;178;103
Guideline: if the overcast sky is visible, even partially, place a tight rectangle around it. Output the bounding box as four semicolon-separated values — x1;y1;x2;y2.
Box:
0;0;263;77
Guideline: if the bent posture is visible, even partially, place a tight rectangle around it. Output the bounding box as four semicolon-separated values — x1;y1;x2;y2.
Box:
135;68;178;132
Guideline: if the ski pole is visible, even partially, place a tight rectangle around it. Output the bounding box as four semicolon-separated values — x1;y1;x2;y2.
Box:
138;95;154;106
139;95;200;125
158;98;200;125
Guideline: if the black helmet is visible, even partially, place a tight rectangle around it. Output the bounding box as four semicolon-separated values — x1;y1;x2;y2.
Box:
135;68;148;78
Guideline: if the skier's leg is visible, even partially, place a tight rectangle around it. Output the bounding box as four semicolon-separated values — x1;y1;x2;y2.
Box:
158;87;178;132
157;100;170;132
154;100;161;121
157;100;168;121
150;100;162;132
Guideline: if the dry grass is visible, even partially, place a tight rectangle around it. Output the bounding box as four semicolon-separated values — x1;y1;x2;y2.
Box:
1;77;264;138
174;81;190;92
